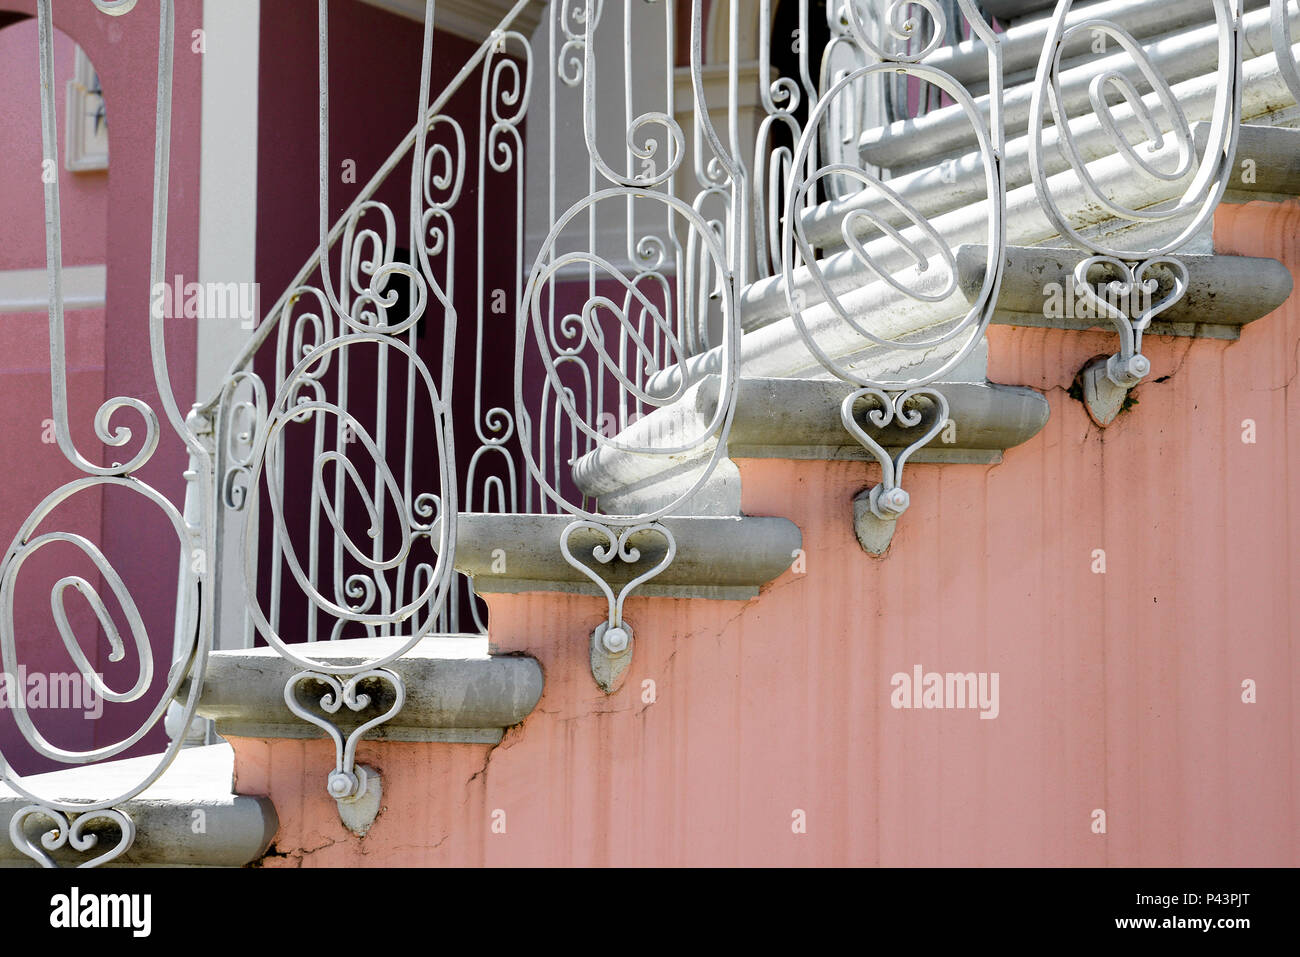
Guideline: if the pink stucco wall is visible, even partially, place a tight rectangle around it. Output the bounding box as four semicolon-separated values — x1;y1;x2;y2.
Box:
228;198;1300;867
0;19;110;765
0;1;202;772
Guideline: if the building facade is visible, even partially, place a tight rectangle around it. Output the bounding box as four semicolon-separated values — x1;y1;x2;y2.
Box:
0;0;1298;867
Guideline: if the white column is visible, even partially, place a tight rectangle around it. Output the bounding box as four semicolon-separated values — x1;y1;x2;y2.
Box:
196;0;259;404
197;0;259;651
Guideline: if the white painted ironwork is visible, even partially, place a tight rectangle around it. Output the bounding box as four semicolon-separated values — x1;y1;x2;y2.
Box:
776;0;1006;551
516;0;742;687
0;0;1276;862
283;668;405;816
1273;0;1300;106
221;0;461;814
2;0;212;868
1028;0;1243;424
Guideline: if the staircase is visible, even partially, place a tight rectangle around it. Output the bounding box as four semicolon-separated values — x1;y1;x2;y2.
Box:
3;0;1299;867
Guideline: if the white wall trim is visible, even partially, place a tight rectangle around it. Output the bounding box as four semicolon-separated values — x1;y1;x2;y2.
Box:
196;0;259;405
198;0;260;654
0;265;106;313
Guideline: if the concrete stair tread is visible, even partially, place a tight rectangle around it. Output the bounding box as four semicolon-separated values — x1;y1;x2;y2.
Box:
0;744;276;868
570;375;1050;517
193;635;544;745
456;513;802;600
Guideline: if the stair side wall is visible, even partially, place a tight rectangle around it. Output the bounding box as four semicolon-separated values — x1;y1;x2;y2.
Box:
230;201;1300;866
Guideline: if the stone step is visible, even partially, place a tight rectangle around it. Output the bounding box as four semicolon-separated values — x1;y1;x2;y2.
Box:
852;3;1293;174
1219;123;1300;201
646;247;1291;404
572;374;1050;518
456;513;802;600
796;36;1298;260
0;744;276;868
928;0;1270;94
750;110;1296;340
191;635;543;745
959;244;1294;340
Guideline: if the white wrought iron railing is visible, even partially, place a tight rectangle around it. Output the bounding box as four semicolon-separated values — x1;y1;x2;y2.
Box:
1;0;1294;866
4;0;210;868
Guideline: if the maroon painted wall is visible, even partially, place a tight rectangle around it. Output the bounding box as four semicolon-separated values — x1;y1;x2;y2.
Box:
252;0;527;641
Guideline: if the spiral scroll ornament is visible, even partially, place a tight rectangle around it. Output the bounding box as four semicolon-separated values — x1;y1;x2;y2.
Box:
781;0;1005;552
525;0;745;688
1028;0;1242;423
0;0;216;868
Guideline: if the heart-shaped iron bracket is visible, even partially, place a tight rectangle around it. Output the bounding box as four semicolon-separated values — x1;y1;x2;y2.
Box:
1074;256;1189;426
8;805;135;868
841;388;950;555
560;521;676;693
284;668;405;833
